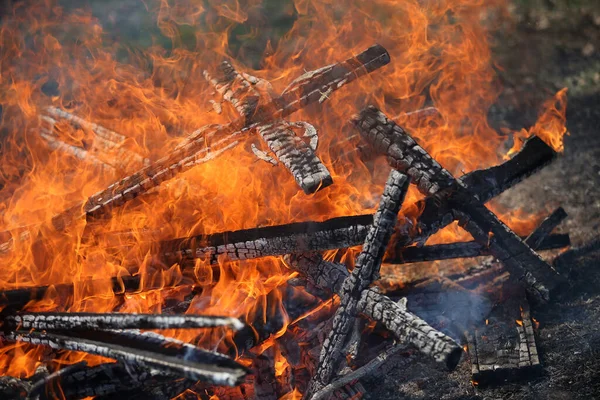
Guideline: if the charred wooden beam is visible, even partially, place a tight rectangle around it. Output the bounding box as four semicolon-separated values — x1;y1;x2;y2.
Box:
390;233;569;264
4;312;244;331
44;107;127;149
59;362;170;399
203;61;261;121
351;106;563;301
307;171;408;396
256;122;332;194
525;207;567;250
0;275;143;312
1;329;247;387
161;214;372;263
287;253;463;369
83;44;389;220
42;107;148;168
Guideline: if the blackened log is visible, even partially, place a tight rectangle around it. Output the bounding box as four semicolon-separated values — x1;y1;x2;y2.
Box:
251;348;278;400
256;122;333;194
0;275;142;311
2;329;247;386
451;203;559;302
351;106;562;301
59;363;168;399
5;312;243;331
307;171;408;396
411;135;558;246
351;106;455;195
161;214;372;263
287;254;462;370
525;207;567;250
388;233;569;264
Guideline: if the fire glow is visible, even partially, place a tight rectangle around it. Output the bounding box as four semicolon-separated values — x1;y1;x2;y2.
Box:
0;0;567;398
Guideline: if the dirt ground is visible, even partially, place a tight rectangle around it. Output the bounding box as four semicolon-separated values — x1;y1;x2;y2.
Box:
363;4;600;399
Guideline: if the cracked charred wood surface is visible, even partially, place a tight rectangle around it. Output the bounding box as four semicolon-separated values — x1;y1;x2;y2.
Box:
451;204;560;302
1;329;247;386
203;61;260;121
59;363;171;399
161;135;557;264
27;361;88;400
256;122;333;194
4;312;243;331
306;171;408;397
287;253;462;368
351;106;562;301
162;214;372;263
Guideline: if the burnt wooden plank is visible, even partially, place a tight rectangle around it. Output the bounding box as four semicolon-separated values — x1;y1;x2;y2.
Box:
467;285;541;385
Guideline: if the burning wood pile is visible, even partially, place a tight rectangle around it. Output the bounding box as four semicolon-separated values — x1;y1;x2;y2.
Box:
0;39;573;400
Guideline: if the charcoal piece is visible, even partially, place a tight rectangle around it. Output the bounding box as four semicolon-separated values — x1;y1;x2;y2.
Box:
389;233;569;264
28;361;88;399
251;348;278;400
257;122;333;194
